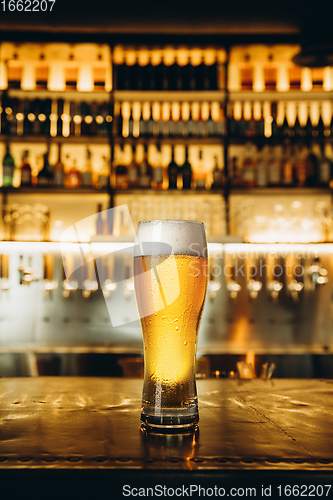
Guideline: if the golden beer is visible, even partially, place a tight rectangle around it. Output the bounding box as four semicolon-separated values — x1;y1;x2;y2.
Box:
134;220;208;430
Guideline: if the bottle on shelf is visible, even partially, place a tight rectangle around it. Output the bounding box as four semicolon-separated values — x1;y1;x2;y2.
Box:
228;156;241;187
317;144;332;187
65;157;81;189
138;144;151;189
282;143;295;187
211;156;223;189
241;143;256;188
182;146;192;190
268;145;282;187
57;99;64;137
195;150;207;189
82;148;93;187
306;148;318;187
38;149;53;187
127;145;139;189
294;145;308;187
255;146;268;187
97;156;110;189
20;150;32;187
53;143;64;187
151;144;164;190
96;204;105;235
2;144;15;187
115;145;128;189
168;146;179;189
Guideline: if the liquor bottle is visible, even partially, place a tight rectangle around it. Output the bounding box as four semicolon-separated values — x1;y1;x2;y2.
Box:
69;101;76;136
270;102;279;137
96;204;105;235
127;145;139;189
317;144;331;187
23;98;32;135
97;156;110;189
306;148;317;187
41;98;52;136
241;143;256;188
168;146;178;189
228;156;241;187
255;146;268;187
32;99;41;135
306;105;313;137
135;56;143;91
195;150;207;189
20;150;32;187
227;102;237;136
138;144;151;188
293;104;302;137
197;56;210;91
65;158;81;189
268;145;282;187
182;146;192;190
9;98;19;136
2;144;15;187
151;144;164;189
115;145;128;189
211;156;223;189
148;56;156;91
317;106;325;138
294;145;307;187
237;105;247;137
245;106;257;138
82;148;93;187
38;150;53;187
208;60;218;91
282;144;295;187
57;99;64;137
281;104;294;138
53;144;64;187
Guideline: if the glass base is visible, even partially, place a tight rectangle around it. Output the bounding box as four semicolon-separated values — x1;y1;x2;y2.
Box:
141;408;199;432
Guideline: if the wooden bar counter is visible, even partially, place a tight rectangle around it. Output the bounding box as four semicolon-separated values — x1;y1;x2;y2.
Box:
0;378;332;498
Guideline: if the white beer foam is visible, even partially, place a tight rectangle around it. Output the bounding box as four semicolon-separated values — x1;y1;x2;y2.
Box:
135;220;207;257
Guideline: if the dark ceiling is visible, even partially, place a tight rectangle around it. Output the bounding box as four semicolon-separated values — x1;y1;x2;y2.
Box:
0;0;333;44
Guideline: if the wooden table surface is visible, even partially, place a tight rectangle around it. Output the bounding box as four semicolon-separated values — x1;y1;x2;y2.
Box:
0;378;332;497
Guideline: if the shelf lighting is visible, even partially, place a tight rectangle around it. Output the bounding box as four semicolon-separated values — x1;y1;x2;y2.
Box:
276;64;290;92
0;60;8;90
301;68;312;92
48;62;66;91
77;63;94;92
21;62;36;90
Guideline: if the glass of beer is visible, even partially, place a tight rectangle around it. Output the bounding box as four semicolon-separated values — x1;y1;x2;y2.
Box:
134;220;208;431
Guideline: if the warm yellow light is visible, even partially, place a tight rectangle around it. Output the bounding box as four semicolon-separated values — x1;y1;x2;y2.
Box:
132;102;141;121
243;101;252;120
48;62;66;91
211;101;220;121
286;101;296;127
201;102;210;121
84;115;93;124
301;68;312;92
176;47;189;66
233;101;242;121
228;64;241;91
28;113;35;122
142;101;150;121
309;101;319;126
181;102;190;121
190;48;202;66
253;101;262;120
125;48;136;66
21;62;36;90
113;45;124;65
138;48;149;66
162;102;170;121
106;115;112;122
16;112;24;121
323;67;331;91
152;102;161;121
38;113;46;122
77;63;94;92
191;102;200;121
96;115;103;124
121;102;131;119
163;46;176;66
322;101;331;127
151;49;162;66
276;101;285;126
298;101;307;127
0;60;8;90
73;115;82;124
171;102;180;121
276;64;290;92
253;62;265;92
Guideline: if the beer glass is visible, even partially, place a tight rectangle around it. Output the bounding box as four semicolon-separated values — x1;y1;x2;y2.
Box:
134;220;208;430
